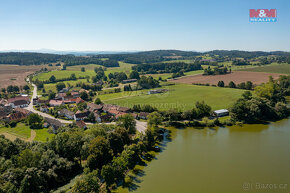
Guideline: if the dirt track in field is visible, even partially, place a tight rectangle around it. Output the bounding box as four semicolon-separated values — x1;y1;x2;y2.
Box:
169;71;284;85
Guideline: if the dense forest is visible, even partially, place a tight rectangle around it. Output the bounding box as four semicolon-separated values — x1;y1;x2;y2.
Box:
0;115;164;193
0;53;119;67
94;50;201;64
132;62;202;74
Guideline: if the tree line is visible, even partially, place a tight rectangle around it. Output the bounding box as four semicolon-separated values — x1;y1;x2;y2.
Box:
0;113;164;192
132;62;202;74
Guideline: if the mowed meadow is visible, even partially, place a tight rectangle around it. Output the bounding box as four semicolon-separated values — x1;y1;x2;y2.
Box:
101;84;246;111
33;62;135;81
238;63;290;74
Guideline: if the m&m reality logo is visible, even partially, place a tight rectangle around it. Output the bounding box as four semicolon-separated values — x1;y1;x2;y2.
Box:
249;9;277;22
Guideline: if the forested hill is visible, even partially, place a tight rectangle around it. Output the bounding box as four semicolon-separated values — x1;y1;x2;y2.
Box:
0;52;64;65
204;50;290;59
0;50;290;66
93;50;201;64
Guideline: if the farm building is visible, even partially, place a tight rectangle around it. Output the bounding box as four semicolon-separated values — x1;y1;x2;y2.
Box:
213;109;229;117
148;89;168;95
122;79;137;84
8;96;30;108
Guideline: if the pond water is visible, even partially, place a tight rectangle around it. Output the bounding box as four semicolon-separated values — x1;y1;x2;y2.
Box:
126;119;290;193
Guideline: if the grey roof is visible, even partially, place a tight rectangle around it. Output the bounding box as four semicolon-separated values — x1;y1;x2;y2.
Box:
214;109;229;114
59;109;74;116
44;117;63;128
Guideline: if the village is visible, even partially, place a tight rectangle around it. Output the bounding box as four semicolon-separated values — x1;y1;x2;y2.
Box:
0;86;151;134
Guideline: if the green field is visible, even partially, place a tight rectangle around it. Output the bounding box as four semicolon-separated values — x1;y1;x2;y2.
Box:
34;128;55;142
238;63;290;74
102;84;245;111
0;123;31;139
33;62;136;81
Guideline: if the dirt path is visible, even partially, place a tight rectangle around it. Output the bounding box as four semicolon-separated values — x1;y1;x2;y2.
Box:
26;130;36;142
1;132;19;141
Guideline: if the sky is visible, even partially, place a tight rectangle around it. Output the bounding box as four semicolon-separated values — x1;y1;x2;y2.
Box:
0;0;289;52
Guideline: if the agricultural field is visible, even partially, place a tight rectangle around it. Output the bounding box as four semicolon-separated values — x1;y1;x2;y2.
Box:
0;123;31;140
238;63;290;74
0;64;57;88
102;83;245;111
169;71;284;85
33;62;135;81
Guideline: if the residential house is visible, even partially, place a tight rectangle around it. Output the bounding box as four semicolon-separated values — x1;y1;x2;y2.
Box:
94;112;102;123
37;99;49;105
40;105;49;113
34;98;49;106
108;109;127;120
117;106;131;113
79;89;89;94
74;110;89;121
15;108;32;116
139;112;150;119
71;97;84;104
49;99;64;107
44;117;63;133
8;96;30;108
76;120;87;129
58;109;74;120
57;93;67;99
63;96;75;104
71;91;80;98
87;103;103;113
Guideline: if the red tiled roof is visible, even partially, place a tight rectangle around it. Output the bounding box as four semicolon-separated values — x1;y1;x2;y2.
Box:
15;108;32;115
76;120;86;128
71;97;84;104
49;100;63;106
8;96;30;103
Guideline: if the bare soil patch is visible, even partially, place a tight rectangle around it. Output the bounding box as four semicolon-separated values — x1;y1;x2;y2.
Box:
169;71;285;85
0;64;56;88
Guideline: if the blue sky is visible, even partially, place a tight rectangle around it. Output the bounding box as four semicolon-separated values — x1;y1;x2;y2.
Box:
0;0;289;51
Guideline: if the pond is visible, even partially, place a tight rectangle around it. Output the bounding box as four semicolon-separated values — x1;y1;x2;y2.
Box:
121;119;290;193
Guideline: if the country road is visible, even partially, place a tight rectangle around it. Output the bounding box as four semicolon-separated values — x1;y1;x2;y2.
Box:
25;80;147;132
25;82;72;124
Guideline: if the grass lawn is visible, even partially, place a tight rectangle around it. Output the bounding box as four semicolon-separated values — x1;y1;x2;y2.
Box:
0;123;31;139
103;84;245;111
238;63;290;74
34;128;55;142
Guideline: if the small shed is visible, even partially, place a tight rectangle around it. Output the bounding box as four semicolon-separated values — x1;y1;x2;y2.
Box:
213;109;229;117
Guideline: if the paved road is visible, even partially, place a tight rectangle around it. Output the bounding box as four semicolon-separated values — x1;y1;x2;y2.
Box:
25;82;72;124
26;81;147;131
136;120;147;134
